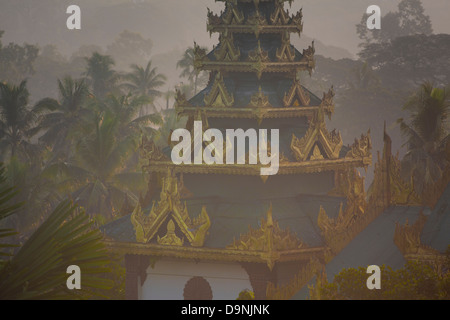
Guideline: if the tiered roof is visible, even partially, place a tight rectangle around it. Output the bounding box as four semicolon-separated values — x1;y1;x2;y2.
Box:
103;0;376;299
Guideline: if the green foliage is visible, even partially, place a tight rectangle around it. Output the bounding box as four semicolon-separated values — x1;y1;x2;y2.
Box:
0;80;39;160
0;163;115;299
0;200;114;300
312;261;449;300
0;163;22;262
33;77;91;154
237;289;255;300
397;82;450;193
121;60;167;113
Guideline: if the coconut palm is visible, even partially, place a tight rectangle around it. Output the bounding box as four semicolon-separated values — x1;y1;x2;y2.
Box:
397;82;450;192
122;60;167;114
52;111;146;220
99;93;162;142
33;77;91;157
0;80;38;160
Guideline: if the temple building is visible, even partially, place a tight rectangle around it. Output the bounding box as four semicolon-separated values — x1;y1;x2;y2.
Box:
102;0;449;300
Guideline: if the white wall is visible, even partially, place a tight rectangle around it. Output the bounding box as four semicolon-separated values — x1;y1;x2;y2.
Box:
140;258;252;300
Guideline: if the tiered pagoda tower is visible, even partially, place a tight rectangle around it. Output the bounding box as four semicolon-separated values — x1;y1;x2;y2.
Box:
103;0;372;300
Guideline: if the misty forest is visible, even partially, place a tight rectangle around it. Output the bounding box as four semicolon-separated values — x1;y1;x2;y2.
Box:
0;0;449;300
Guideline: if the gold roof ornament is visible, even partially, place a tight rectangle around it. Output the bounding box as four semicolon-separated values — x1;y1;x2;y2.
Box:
194;42;208;63
301;41;316;76
214;30;241;61
247;41;270;79
276;31;296;62
157;220;184;246
246;10;267;37
140;135;169;164
131;169;211;247
394;212;444;271
320;86;335;118
368;125;421;207
227;203;306;270
204;72;235;107
290;106;343;162
346;130;372;159
291;8;304;35
283;78;311;107
248;86;272;108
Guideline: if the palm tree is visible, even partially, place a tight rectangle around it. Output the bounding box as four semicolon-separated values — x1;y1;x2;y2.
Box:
84;52;118;99
397;82;450;192
0;163;114;299
0;81;38;160
33;77;91;157
122;60;167;114
53;111;146;220
177;46;208;96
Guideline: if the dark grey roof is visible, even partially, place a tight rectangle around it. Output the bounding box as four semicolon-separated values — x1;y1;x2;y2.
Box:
101;194;346;249
292;205;424;300
421;183;450;252
188;73;322;108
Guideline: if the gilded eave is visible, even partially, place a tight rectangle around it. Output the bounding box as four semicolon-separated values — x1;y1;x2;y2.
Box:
193;60;314;76
103;240;326;266
176;106;319;119
144;157;372;176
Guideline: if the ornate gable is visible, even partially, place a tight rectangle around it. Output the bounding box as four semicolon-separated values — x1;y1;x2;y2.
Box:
222;1;245;25
276;31;296;62
227;203;306;270
290;106;343;161
131;169;211;247
283;78;310;107
270;0;290;25
214;30;241;61
204;72;235;107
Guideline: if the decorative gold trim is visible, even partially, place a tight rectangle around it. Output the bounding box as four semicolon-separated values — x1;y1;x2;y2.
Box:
204;73;235;107
104;240;326;265
144;158;372;176
368;125;421;207
176;106;318;119
131;169;211;247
